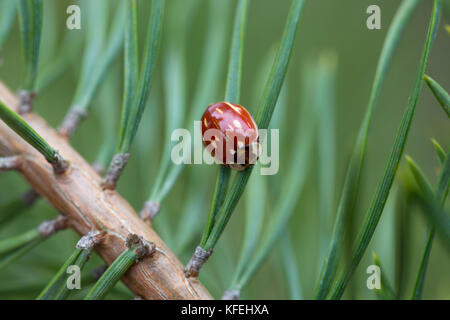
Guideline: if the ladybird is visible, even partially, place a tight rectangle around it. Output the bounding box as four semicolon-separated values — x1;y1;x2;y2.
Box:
201;102;260;171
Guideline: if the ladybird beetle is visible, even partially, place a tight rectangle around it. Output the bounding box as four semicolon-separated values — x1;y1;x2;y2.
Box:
201;102;260;171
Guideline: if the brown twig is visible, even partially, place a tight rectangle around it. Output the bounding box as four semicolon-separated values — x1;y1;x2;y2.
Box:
58;105;88;139
0;81;212;300
0;155;22;172
51;150;68;174
126;233;155;261
20;189;40;206
102;153;130;190
18;160;106;209
38;215;68;239
139;201;161;223
76;230;104;250
17;90;35;114
185;246;213;278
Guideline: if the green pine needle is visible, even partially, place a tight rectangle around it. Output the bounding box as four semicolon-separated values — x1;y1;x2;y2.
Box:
0;229;42;272
84;248;137;300
424;75;450;117
37;247;91;300
144;0;232;227
200;0;249;249
0;195;36;227
94;66;121;171
146;24;188;204
328;0;442;300
84;236;151;301
315;52;338;259
431;139;446;164
71;0;108;107
118;0;165;154
17;0;43;91
0;100;57;163
117;0;139;152
224;0;249;104
372;252;397;300
189;0;231;121
0;0;15;49
0;229;40;256
414;190;450;250
0;237;42;271
254;0;305;130
203;0;305;252
200;166;231;247
229;163;267;287
200;0;250;234
71;0;125;113
170;0;233;254
280;232;304;300
36;32;83;92
232;65;315;291
406;156;434;199
315;0;421;299
411;151;449;299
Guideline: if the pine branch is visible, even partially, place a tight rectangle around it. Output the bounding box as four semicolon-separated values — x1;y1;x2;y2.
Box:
0;81;211;300
0;155;22;172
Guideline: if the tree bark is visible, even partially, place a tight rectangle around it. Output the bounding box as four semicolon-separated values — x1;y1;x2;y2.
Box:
0;81;212;300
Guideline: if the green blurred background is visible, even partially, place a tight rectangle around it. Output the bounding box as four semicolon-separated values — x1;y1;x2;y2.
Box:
0;0;449;299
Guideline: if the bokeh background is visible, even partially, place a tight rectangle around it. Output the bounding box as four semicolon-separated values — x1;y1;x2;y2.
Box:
0;0;449;299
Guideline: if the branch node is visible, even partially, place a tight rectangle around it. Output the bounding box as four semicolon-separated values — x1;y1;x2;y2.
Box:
51;151;68;174
76;230;104;250
0;80;213;299
38;215;68;239
102;153;130;190
18;90;35;114
92;265;108;281
91;161;106;175
20;189;40;206
0;155;22;172
126;234;155;261
140;201;161;222
58;105;88;139
184;246;213;278
221;289;241;300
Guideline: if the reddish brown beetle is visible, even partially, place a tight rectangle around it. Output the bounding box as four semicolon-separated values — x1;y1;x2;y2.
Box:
201;102;260;171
